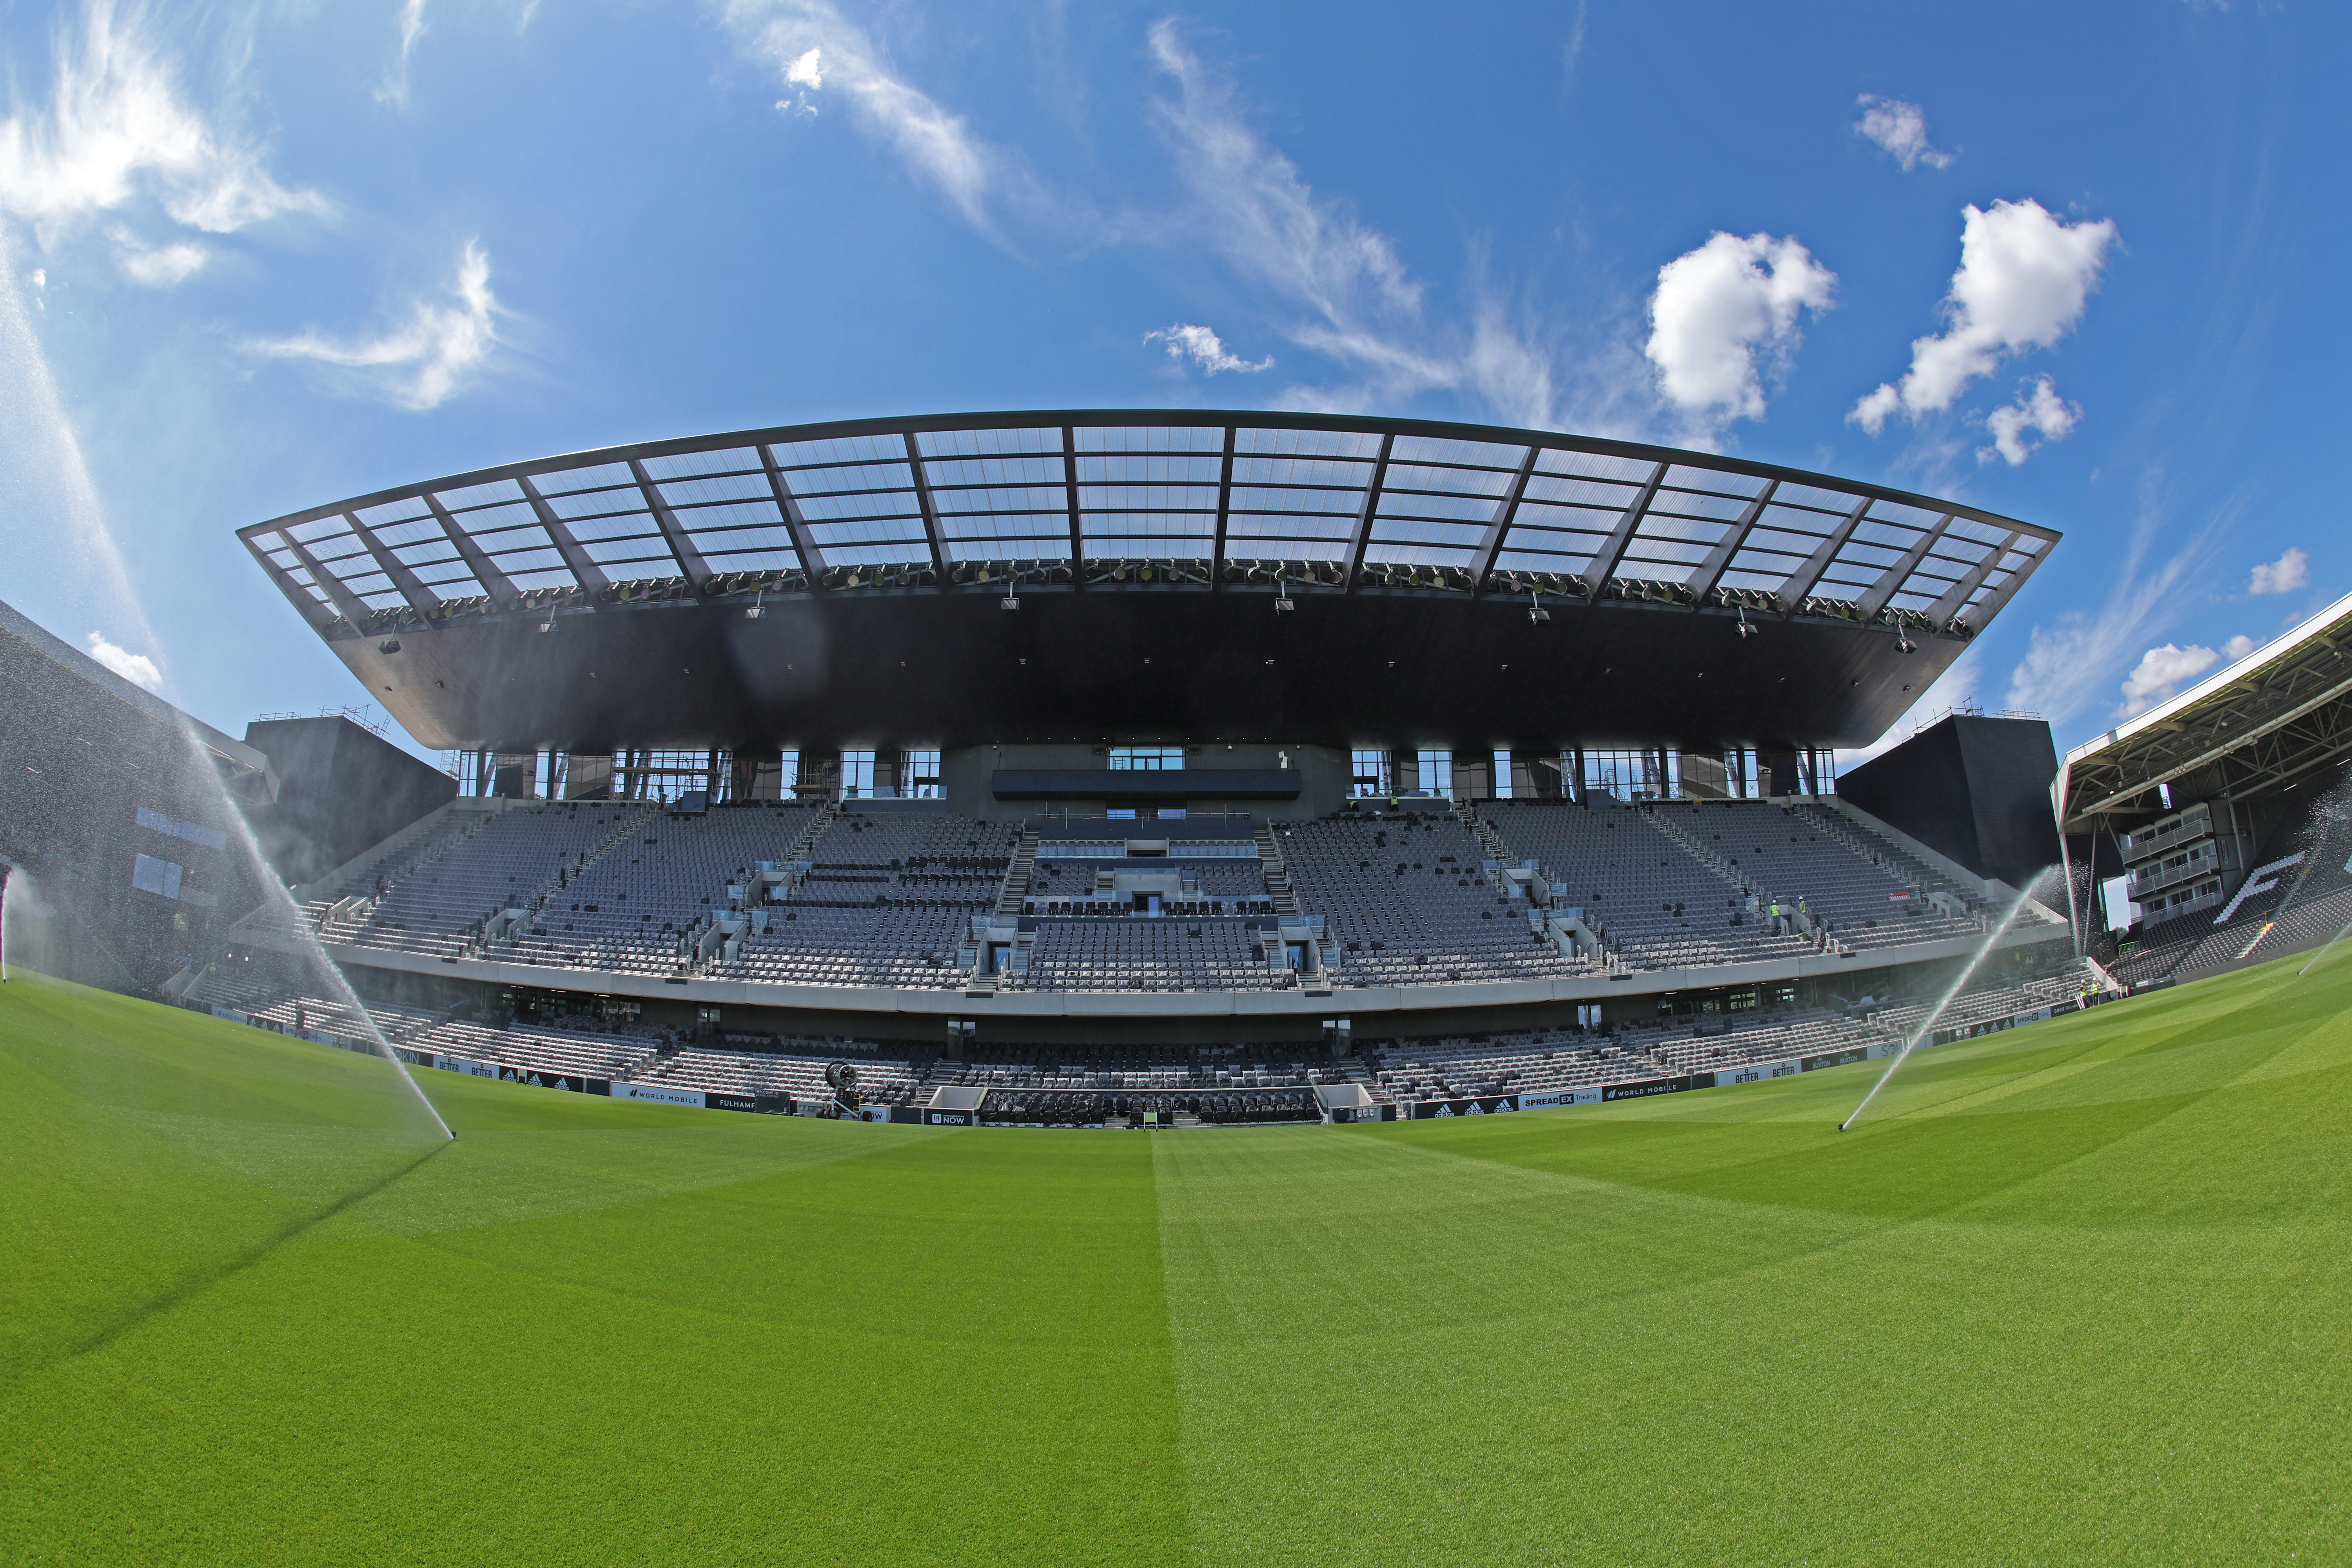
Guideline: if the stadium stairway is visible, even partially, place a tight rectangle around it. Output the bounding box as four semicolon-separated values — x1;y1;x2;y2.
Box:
994;824;1040;918
1254;826;1300;916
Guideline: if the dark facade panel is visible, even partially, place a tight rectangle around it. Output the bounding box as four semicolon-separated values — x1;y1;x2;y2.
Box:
1838;715;2059;888
992;768;1301;801
243;716;457;886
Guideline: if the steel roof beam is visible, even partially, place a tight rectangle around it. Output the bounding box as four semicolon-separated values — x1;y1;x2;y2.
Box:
757;445;827;584
900;432;949;583
1777;496;1873;611
421;493;518;603
514;476;613;594
1468;444;1542;597
276;530;376;628
2063;666;2352;825
626;459;713;592
1857;512;1955;621
1955;536;2049;632
242;532;339;631
344;511;443;617
1582;461;1669;594
1062;425;1083;586
1210;424;1237;591
1924;529;2020;625
1686;478;1779;606
1341;432;1397;591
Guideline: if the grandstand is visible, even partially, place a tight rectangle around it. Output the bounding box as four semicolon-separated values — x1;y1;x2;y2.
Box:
2059;587;2352;989
17;407;2224;1123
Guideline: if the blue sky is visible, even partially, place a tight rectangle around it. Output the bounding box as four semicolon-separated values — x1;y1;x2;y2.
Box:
0;0;2341;768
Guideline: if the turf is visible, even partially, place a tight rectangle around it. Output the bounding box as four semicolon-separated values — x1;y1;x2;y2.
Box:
1;954;2347;1565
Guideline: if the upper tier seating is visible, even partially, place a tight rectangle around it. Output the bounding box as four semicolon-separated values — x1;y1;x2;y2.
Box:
322;802;653;958
715;810;1017;989
1004;919;1292;993
491;802;818;975
1272;812;1595;986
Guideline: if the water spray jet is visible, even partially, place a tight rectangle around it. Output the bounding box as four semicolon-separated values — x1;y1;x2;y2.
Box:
1838;873;2047;1132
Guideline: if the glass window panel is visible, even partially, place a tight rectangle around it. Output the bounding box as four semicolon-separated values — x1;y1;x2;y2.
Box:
547;511;655;544
922;455;1067;488
1521;473;1640;510
433;478;525;512
939;511;1067;542
505;568;577;591
1535;448;1654;484
655;471;773;507
1076;453;1221;484
484;545;567;574
915;426;1058;458
1237;426;1381;459
699;545;804;572
528;462;635;497
795;490;921;523
780;461;915;495
772;433;910;468
639;447;760;482
929;485;1067;515
1390;434;1527;471
1074;424;1224;454
673;500;784;535
580;539;684;567
1230;454;1373;488
354;498;434;529
1662;465;1767;499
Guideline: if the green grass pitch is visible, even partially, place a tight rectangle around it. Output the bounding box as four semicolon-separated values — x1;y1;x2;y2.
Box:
2;953;2347;1565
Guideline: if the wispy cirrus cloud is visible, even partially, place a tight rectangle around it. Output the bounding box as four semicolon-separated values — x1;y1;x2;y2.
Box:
2004;482;2233;728
724;0;1015;231
0;0;327;279
245;240;502;410
1143;20;1577;429
1853;199;2116;435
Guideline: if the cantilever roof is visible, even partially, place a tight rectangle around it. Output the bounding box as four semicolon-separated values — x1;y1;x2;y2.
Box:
238;410;2056;635
2057;587;2352;831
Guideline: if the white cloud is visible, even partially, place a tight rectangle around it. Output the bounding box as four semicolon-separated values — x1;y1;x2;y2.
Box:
2118;642;2223;718
1979;374;2079;465
2222;633;2258;660
1854;96;1952;172
1852;199;2116;434
1644;231;1835;428
377;0;430;108
1143;21;1568;428
246;240;501;410
2004;488;2230;728
1144;322;1270;374
0;2;327;239
111;226;204;286
725;1;1002;229
2248;546;2308;596
84;630;160;691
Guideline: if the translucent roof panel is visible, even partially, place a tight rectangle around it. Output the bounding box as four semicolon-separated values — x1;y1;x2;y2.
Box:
243;412;2054;628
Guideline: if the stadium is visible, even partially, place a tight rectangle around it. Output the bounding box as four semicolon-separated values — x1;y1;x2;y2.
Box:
5;410;2350;1563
